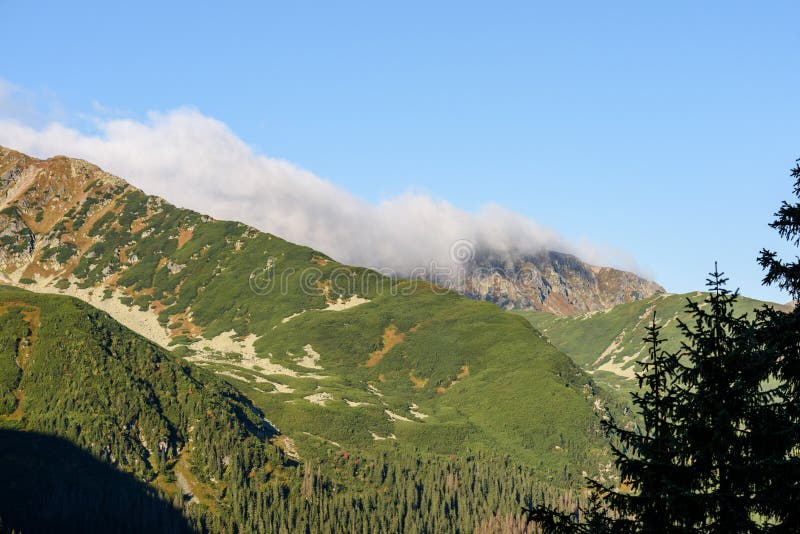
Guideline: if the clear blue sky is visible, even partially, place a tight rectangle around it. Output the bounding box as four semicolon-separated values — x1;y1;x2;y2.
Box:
2;1;799;301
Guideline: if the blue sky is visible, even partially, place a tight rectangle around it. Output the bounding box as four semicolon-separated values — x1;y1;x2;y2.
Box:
2;1;799;301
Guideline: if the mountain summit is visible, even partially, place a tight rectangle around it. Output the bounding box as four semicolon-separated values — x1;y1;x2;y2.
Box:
460;249;664;314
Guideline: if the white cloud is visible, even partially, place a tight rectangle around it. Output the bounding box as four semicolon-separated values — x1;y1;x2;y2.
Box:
0;105;641;276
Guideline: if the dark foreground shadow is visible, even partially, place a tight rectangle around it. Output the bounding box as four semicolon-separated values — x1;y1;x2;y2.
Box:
0;429;197;534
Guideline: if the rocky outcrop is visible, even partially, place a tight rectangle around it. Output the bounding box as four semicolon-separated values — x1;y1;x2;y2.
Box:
459;249;664;315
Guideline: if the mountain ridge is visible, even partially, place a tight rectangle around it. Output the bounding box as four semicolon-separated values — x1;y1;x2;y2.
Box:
0;145;663;317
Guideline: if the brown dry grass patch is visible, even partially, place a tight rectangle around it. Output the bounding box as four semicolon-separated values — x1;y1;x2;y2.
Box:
168;311;203;339
365;325;405;367
177;227;193;249
130;216;149;233
409;370;428;389
436;365;470;394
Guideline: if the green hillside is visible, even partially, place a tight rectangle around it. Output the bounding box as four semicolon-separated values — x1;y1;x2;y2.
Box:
0;287;612;533
515;292;791;391
0;148;613;477
0;286;289;531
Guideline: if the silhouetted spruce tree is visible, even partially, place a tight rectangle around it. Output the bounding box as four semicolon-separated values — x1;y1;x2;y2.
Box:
747;304;800;531
526;159;800;533
759;159;800;297
528;269;770;533
675;267;763;533
590;313;698;532
526;314;691;532
754;157;800;531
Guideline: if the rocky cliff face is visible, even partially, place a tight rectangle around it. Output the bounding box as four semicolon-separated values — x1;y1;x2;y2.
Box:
459;249;664;315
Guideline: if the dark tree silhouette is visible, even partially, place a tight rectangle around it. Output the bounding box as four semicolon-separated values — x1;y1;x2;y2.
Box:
526;311;695;533
758;159;800;299
754;157;800;531
529;269;767;533
590;313;697;532
675;267;762;532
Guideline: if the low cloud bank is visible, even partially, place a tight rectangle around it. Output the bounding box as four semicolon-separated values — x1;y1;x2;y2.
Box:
0;107;640;276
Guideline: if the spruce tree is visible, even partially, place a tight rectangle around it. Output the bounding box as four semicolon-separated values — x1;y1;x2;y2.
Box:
758;159;800;297
525;159;800;533
526;314;691;533
589;313;697;532
675;267;762;533
747;304;800;531
527;270;766;533
754;157;800;531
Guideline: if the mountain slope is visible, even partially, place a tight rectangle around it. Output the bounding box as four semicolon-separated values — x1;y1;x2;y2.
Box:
0;286;611;533
461;248;664;314
515;292;792;390
0;286;286;532
0;146;610;473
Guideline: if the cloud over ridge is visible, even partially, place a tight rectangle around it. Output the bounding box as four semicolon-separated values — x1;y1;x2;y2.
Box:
0;107;639;276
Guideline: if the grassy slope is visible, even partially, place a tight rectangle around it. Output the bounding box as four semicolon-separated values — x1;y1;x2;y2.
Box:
87;193;609;471
515;292;790;391
243;286;608;470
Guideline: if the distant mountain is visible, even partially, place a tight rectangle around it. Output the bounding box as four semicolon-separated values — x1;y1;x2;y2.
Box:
515;292;792;390
461;249;664;315
0;146;611;477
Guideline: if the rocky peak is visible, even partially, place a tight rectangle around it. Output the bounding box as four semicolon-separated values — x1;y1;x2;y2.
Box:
459;249;664;315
